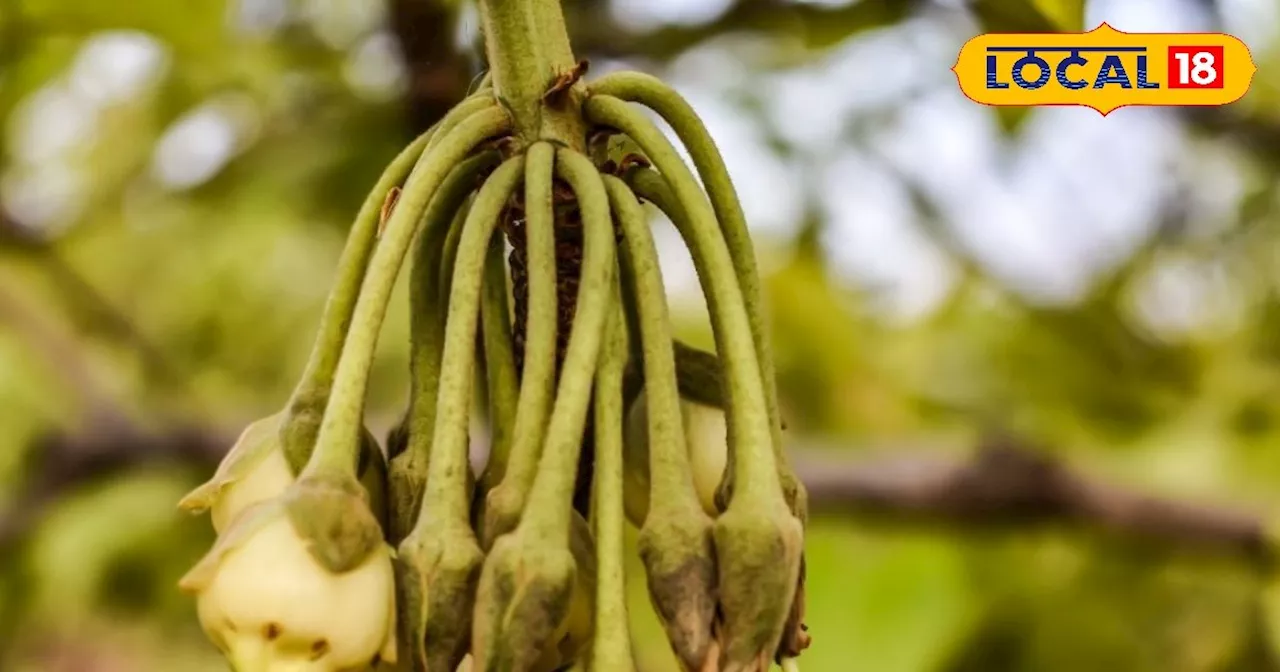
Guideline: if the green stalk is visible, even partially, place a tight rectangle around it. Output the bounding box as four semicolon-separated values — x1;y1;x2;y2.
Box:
479;234;520;491
426;95;497;155
592;78;808;534
439;196;469;307
590;71;784;466
584;95;780;507
605;174;717;671
602;176;698;513
470;147;614;672
477;0;585;147
396;157;525;672
481;141;559;547
619;166;801;672
302;105;510;480
279;127;433;473
589;299;636;672
388;152;497;542
521;147;617;541
419;156;527;522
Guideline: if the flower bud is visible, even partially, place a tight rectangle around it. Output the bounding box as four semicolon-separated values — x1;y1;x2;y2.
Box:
713;503;803;672
683;399;730;515
180;414;291;534
394;518;484;672
535;512;597;672
473;529;583;670
623;391;728;525
180;501;397;672
638;509;716;672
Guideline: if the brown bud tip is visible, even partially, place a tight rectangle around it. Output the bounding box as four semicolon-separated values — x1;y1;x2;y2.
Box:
711;505;803;672
543;60;589;104
378;186;401;236
639;512;718;672
775;555;811;661
395;520;484;672
472;534;577;672
479;483;524;550
284;474;383;574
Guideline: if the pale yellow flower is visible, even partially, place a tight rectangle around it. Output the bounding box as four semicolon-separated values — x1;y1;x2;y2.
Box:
181;503;397;672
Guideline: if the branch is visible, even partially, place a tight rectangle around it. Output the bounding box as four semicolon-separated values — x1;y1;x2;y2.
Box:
1182;107;1280;166
387;0;476;133
0;417;230;548
797;437;1272;564
0;214;185;388
1;420;1270;565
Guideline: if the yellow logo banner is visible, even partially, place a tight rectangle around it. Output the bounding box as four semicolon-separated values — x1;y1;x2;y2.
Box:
952;23;1256;115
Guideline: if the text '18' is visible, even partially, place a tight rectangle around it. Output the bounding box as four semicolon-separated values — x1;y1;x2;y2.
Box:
953;23;1255;115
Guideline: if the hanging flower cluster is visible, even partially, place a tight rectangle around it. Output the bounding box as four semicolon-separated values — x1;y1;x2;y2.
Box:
178;8;809;670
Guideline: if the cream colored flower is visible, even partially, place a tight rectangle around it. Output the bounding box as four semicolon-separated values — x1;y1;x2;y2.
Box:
180;414;292;534
681;398;729;516
181;415;389;535
211;443;294;534
180;503;397;672
623;392;728;524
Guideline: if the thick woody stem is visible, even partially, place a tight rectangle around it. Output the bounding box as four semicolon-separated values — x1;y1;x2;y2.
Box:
477;0;586;148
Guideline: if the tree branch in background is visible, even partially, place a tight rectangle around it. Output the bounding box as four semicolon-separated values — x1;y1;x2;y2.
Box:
798;437;1272;564
1183;107;1280;167
0;282;226;547
1;420;1271;566
0;419;231;548
0;214;185;389
0;284;105;410
387;0;475;133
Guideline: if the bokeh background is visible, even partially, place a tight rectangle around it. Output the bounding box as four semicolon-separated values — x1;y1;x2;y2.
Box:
4;0;1280;670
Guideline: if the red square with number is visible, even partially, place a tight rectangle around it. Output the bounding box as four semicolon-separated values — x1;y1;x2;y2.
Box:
1168;45;1224;88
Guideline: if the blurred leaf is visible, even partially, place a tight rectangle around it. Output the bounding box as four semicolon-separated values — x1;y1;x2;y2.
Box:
993;106;1034;136
24;470;211;626
800;522;980;672
964;536;1255;672
19;0;227;55
972;0;1087;33
766;248;927;436
1220;600;1279;671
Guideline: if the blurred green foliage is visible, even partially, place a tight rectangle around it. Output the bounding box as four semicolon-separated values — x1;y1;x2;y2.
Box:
4;0;1280;670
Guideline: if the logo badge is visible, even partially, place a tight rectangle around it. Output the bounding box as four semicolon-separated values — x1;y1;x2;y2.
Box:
952;23;1256;115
